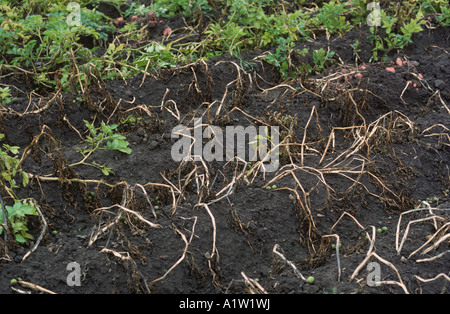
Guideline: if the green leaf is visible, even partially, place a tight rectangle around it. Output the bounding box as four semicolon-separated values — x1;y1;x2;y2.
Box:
22;171;29;187
8;146;19;155
2;171;11;182
119;146;132;155
23;231;34;240
106;138;132;154
101;166;112;176
15;234;26;243
20;205;38;216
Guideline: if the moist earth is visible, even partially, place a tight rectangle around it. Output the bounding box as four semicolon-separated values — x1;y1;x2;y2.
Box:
0;11;449;294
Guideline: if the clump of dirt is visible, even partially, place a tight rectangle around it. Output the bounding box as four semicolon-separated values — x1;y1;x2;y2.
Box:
0;17;449;295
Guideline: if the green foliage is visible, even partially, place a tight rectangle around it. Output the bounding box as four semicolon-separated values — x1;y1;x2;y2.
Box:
351;40;361;55
203;0;310;57
150;0;213;19
313;1;351;35
0;134;29;198
437;5;450;25
133;42;178;71
0;200;38;243
264;42;335;80
124;3;153;18
0;87;14;106
313;48;335;73
250;126;273;152
0;134;37;244
73;120;132;176
83;120;132;155
350;0;371;24
0;1;112;90
369;8;426;61
264;37;296;80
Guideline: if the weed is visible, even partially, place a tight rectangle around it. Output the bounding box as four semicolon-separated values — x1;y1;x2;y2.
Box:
313;1;351;35
133;42;178;71
0;87;14;106
0;200;38;244
150;0;213;21
313;48;335;73
119;116;143;130
0;134;29;200
72;120;132;175
264;37;296;80
0;1;111;90
250;126;273;152
351;40;361;55
203;0;310;57
0;133;38;244
437;5;450;25
369;7;426;62
265;42;334;80
125;3;153;18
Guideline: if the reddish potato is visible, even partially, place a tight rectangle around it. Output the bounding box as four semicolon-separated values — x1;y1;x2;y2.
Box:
114;17;124;26
386;67;396;73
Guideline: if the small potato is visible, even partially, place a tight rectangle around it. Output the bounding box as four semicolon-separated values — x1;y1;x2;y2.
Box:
386;67;396;73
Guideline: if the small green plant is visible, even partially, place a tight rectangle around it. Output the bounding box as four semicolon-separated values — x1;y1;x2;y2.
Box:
0;132;39;244
0;133;38;244
250;126;273;152
150;0;213;20
72;120;132;175
313;1;351;35
0;134;29;199
331;242;342;249
351;40;361;54
0;87;14;106
133;42;177;71
0;200;38;243
119;115;142;130
369;9;426;62
264;37;296;80
296;48;313;76
437;5;450;25
312;48;335;73
125;3;152;18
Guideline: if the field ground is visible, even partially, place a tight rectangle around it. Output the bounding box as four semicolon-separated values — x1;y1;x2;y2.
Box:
0;1;449;294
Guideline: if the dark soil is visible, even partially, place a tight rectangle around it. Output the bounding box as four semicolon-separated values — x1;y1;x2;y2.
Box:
0;14;449;295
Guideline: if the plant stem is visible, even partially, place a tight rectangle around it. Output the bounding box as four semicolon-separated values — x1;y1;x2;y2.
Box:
27;173;122;189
